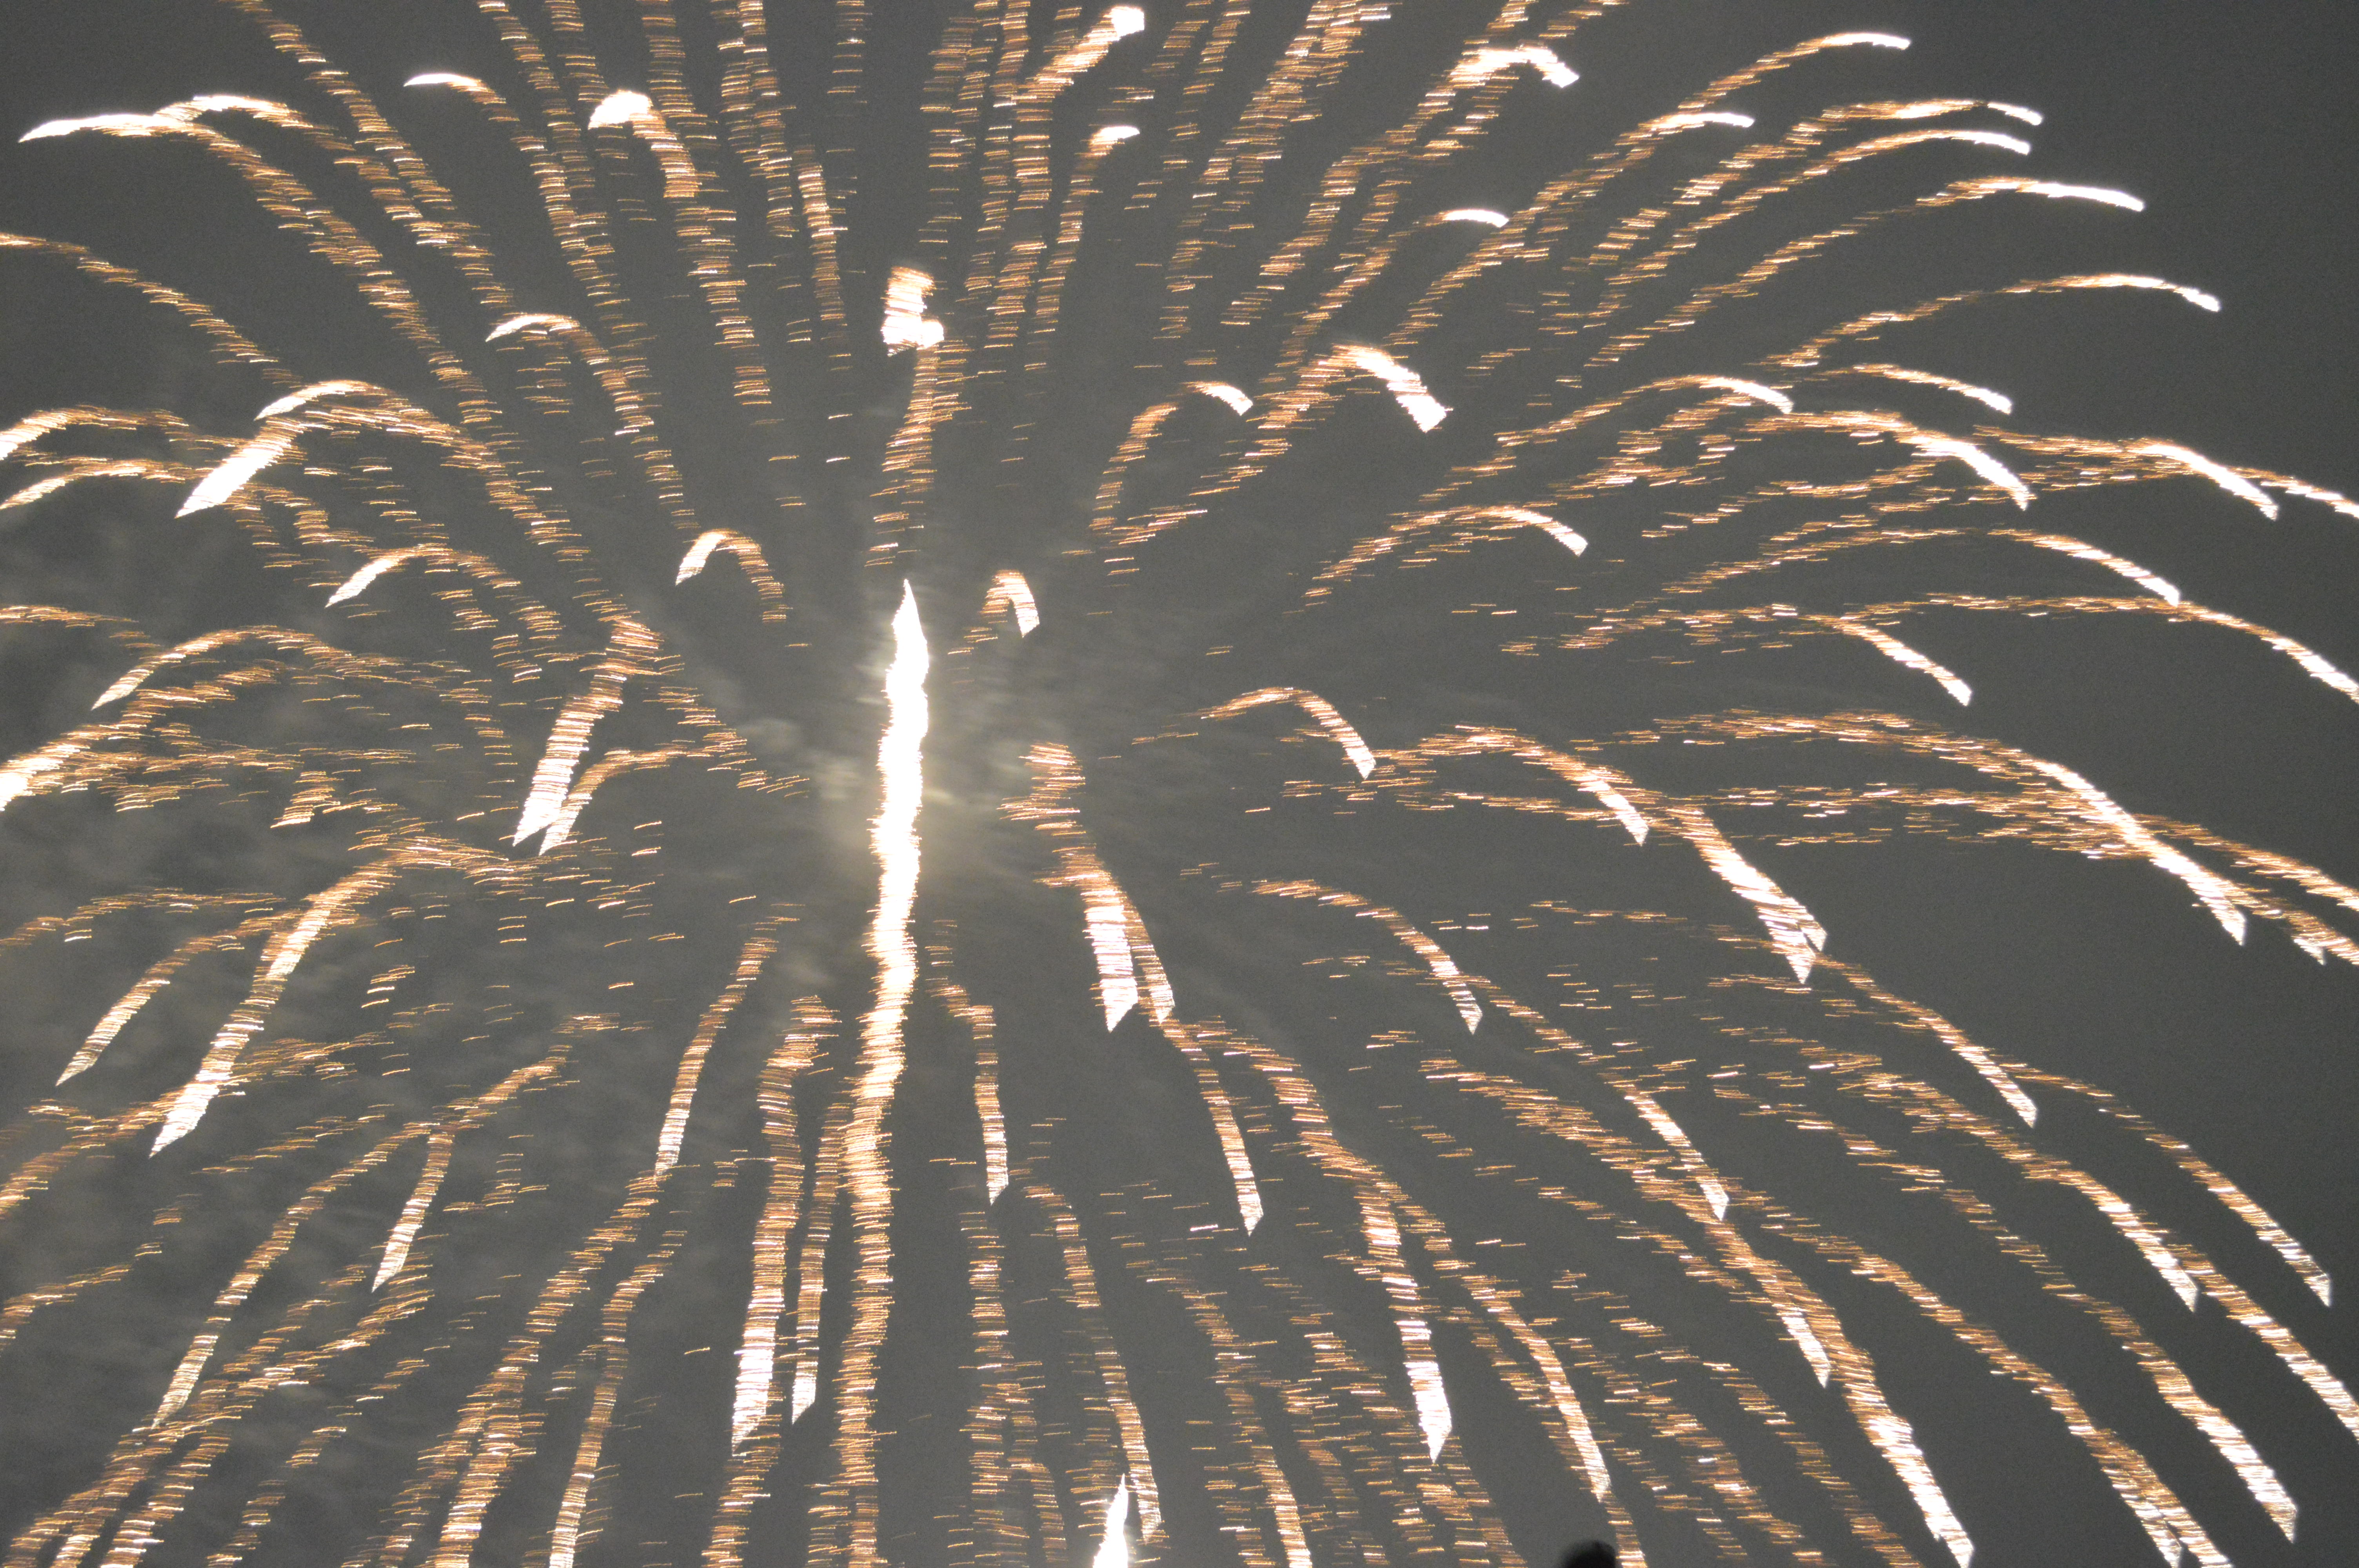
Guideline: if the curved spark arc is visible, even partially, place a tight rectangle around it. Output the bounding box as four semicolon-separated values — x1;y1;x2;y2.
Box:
0;2;2351;1564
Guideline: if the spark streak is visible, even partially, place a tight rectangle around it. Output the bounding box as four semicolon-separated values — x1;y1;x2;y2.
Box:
832;583;930;1564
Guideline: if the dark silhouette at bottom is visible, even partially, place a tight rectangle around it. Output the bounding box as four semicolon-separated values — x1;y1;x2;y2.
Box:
1559;1543;1617;1568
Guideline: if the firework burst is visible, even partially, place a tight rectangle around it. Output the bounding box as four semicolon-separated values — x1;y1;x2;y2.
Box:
0;3;2353;1564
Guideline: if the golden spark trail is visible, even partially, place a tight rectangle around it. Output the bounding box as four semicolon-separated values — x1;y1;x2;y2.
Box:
712;1018;821;1565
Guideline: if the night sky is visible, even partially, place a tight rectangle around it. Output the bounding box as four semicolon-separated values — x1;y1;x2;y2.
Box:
2;2;2357;1564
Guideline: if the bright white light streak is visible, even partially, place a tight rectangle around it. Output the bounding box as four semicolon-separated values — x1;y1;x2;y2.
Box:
1832;414;2031;507
1092;125;1140;148
1877;127;2028;155
1107;5;1145;36
0;736;80;812
1185;381;1252;416
93;659;163;709
2087;1181;2204;1311
882;267;945;351
1692;376;1793;413
92;629;275;708
1988;102;2043;124
731;1284;783;1449
1628;1090;1733;1223
1309;701;1375;777
516;715;600;846
2134;442;2279;518
1085;884;1141;1029
1884;100;1978;122
1847;365;2013;415
179;431;294;516
2027;757;2246;945
488;312;582;340
1574;764;1648;844
1461;44;1576;88
1926;435;2032;507
172;94;294;122
1;463;163;512
2017;534;2178;602
792;1360;820;1426
1091;1477;1131;1568
2024;274;2220;313
2244;624;2359;703
588;89;651;129
981;1082;1011;1207
0;414;73;463
1655;111;1754;132
1367;911;1481;1031
62;975;179;1083
513;626;650;849
1340;346;1446;430
1399;1326;1454;1458
2272;478;2359;520
1872;425;2031;508
585;91;699;199
1841;619;1972;705
872;588;929;988
677;530;731;583
1525;47;1578;88
828;585;931;1513
1436;208;1508;227
329;548;426;605
23;113;165;141
1483;506;1586;555
2012;179;2145;211
404;72;487;92
1514;1310;1614;1497
373;1128;454;1289
1201;688;1376;779
1821;31;1910;50
1674;805;1827;981
987;570;1039;635
153;882;370;1152
256;380;374;420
